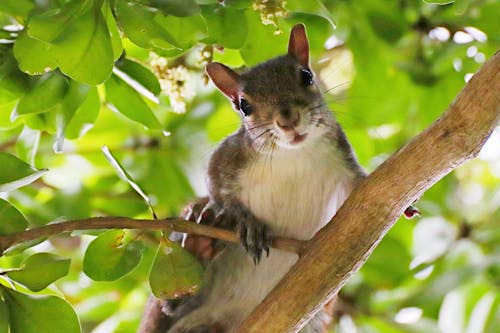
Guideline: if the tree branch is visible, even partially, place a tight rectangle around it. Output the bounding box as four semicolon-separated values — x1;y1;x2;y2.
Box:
0;217;305;255
238;52;500;332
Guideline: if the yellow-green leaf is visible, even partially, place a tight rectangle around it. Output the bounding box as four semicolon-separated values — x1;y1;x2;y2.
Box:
149;239;204;299
83;230;144;281
6;253;70;292
0;153;47;192
0;199;28;235
2;287;81;333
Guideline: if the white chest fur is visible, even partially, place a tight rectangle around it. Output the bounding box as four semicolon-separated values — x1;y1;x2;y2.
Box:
239;136;356;240
169;137;359;333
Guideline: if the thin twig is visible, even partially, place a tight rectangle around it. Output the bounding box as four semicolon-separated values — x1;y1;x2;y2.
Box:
0;217;306;255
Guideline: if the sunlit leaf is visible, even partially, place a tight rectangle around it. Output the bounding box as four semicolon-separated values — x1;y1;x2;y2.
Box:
13;30;57;75
212;48;245;68
114;1;181;52
115;58;161;96
101;146;157;217
104;74;161;129
0;0;34;17
53;80;91;152
202;6;248;49
27;1;82;42
13;73;68;118
27;0;114;84
2;287;81;333
0;153;47;192
154;13;207;50
0;199;28;235
103;2;123;61
6;253;70;292
239;10;287;65
83;230;144;281
64;87;100;139
50;4;114;84
149;239;204;299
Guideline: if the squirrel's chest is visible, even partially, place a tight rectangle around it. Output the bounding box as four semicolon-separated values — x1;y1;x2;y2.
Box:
238;140;356;239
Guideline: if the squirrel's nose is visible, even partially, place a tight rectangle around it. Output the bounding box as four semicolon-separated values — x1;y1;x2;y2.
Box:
276;109;300;131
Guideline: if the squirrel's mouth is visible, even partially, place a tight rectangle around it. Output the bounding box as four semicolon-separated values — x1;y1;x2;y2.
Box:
290;132;308;144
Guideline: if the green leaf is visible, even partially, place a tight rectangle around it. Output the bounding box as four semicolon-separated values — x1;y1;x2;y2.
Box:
54;80;91;152
64;87;100;139
146;0;200;17
115;58;161;96
0;299;8;333
26;1;114;84
361;235;411;287
0;0;34;17
83;230;144;281
0;199;28;236
366;10;405;43
212;48;245;67
13;73;68;118
27;1;82;42
13;30;57;75
104;74;161;129
6;253;71;292
0;298;10;333
51;4;114;84
114;1;181;53
0;100;20;130
103;2;123;61
15;127;41;165
154;13;207;50
0;153;47;192
149;239;204;299
239;10;287;65
101;146;156;216
202;6;248;49
0;50;30;105
2;287;81;333
2;239;48;257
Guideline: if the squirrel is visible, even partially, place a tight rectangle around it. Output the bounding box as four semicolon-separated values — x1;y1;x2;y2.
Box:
164;24;419;333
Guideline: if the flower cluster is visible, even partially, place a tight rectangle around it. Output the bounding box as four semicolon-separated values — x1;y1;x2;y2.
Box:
149;53;195;114
253;0;288;35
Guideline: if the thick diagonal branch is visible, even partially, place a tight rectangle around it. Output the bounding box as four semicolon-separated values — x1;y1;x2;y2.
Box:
238;51;500;332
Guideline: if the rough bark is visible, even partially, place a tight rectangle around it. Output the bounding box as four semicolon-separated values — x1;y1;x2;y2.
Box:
238;51;499;332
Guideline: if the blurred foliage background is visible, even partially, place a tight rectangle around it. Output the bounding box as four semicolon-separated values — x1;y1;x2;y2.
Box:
0;0;499;332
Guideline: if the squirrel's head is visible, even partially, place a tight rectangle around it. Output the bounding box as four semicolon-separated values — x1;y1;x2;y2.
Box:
206;24;331;150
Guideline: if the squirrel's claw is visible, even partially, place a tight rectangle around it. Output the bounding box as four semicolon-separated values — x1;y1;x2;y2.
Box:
237;219;271;264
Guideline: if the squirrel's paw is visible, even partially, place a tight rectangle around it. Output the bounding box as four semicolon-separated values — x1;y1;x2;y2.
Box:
237;219;271;264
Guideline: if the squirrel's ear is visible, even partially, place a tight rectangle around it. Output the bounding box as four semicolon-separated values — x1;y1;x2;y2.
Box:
206;62;240;102
288;23;309;67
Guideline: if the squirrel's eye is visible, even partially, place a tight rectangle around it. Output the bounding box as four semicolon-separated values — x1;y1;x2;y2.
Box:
300;69;314;86
240;98;253;116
